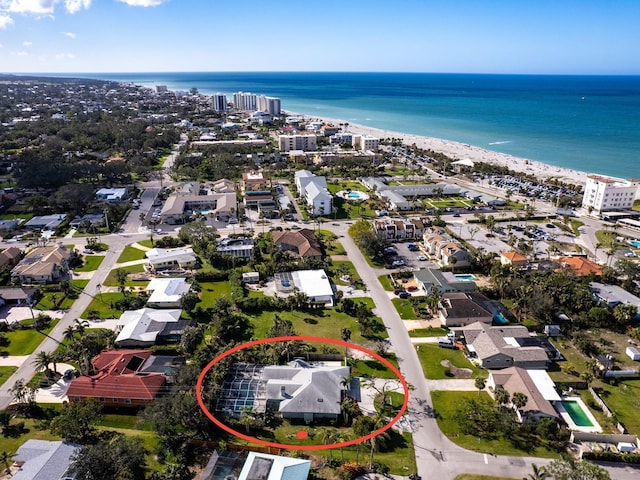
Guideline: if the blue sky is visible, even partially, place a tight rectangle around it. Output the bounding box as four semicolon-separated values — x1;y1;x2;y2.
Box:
1;0;639;74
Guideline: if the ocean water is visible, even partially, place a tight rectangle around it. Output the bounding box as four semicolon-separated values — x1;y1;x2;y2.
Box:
81;72;640;178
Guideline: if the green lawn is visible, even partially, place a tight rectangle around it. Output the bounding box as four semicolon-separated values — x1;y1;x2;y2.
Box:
596;379;640;434
249;303;386;344
378;274;394;291
416;344;486;379
431;391;560;458
196;281;232;308
351;353;399;379
117;245;147;263
103;264;147;286
391;298;418;319
327;260;362;286
81;292;126;319
270;422;415;475
0;416;61;456
138;240;154;248
75;255;104;272
326;181;366;194
34;280;89;310
317;230;347;256
408;327;449;337
0;366;17;387
3;320;59;355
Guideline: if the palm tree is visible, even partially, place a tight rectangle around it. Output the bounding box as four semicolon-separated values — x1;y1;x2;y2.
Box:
524;463;549;480
341;328;351;357
320;428;338;462
33;351;54;377
512;392;528;410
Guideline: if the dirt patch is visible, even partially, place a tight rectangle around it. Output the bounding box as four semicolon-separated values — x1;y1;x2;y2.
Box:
441;359;472;378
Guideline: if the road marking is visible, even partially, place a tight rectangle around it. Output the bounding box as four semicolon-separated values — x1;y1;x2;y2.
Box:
484;454;488;464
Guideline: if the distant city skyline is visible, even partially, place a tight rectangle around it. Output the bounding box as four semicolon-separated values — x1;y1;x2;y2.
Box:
1;0;639;75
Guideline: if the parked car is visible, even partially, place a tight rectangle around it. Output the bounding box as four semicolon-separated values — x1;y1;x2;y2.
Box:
407;285;418;292
398;291;411;299
416;255;427;261
391;260;405;267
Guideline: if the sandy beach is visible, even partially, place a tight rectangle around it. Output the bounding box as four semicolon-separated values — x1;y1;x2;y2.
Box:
287;111;591;186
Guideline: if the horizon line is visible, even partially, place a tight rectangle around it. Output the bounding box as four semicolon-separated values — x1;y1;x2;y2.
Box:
3;70;640;78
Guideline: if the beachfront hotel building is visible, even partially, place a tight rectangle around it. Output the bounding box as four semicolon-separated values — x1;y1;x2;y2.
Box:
257;95;281;116
581;175;640;214
279;134;317;152
233;92;257;111
211;93;228;112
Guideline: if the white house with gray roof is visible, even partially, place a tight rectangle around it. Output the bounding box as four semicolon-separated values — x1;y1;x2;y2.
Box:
294;170;333;216
12;440;81;480
263;360;350;422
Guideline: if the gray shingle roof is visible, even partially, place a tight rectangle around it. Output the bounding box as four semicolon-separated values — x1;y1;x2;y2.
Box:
13;440;81;480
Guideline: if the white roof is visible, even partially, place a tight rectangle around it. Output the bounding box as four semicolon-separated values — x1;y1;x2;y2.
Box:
238;452;310;480
145;247;196;265
116;308;182;344
146;278;190;305
292;269;333;299
527;369;561;401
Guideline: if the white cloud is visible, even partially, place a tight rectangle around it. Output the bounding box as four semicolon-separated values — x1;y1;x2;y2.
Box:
5;0;56;15
63;31;76;38
116;0;167;7
55;52;75;59
23;40;32;46
3;0;90;15
0;14;14;28
63;0;90;14
15;51;29;56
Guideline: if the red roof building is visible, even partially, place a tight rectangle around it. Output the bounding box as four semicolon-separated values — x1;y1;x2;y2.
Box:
67;350;166;408
558;256;603;277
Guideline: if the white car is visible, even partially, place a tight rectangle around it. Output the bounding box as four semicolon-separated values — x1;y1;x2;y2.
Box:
417;255;427;261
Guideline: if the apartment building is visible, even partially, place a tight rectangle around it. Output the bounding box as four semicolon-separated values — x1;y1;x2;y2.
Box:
582;175;639;214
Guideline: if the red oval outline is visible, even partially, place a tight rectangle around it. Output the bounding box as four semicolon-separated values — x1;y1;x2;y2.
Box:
195;335;409;450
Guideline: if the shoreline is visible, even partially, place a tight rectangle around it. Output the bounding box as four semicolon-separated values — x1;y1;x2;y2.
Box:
285;111;591;187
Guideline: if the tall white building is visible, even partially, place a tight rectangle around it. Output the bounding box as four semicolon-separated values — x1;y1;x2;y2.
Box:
279;134;317;152
233;92;257;111
211;93;228;112
352;134;379;152
582;175;639;214
257;95;281;115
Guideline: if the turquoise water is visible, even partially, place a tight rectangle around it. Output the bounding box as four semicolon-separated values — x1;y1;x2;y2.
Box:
493;312;509;325
72;72;640;178
454;274;477;282
631;241;640;248
561;400;594;427
348;191;366;200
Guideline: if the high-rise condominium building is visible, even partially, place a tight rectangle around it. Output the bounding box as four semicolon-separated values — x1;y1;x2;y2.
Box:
233;92;257;111
211;93;228;112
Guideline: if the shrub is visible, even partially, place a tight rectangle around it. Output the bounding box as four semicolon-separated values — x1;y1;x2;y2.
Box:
338;462;366;480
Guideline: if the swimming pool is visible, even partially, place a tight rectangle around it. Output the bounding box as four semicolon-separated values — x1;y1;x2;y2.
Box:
454;274;477;282
561;400;594;427
493;312;509;325
336;190;370;201
630;240;640;248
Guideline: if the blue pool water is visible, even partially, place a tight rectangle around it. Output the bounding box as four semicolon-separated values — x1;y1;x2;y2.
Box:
494;312;509;325
631;240;640;248
454;274;477;282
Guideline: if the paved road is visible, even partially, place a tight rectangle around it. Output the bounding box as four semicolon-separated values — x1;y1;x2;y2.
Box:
321;222;640;480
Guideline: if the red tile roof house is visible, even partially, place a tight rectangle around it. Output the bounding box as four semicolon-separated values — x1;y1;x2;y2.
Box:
67;350;168;408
